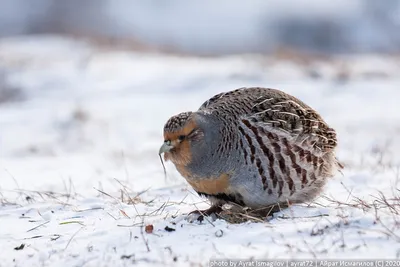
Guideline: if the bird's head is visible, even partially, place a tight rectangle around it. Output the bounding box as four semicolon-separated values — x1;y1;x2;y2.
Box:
159;111;206;166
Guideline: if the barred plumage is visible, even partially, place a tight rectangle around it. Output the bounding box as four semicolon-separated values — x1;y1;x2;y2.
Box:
160;87;342;218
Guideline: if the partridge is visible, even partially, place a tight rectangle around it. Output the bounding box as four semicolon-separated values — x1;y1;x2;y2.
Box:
159;87;341;218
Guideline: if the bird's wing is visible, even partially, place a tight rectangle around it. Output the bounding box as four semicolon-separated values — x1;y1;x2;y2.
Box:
245;91;337;154
199;87;337;153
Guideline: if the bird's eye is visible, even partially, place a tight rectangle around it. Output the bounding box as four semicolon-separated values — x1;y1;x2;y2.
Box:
178;135;185;141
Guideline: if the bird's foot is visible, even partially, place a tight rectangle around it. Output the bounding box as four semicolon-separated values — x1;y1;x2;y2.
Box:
186;205;223;223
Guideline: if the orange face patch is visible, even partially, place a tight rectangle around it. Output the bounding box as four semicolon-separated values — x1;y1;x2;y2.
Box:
163;119;198;167
163;139;192;166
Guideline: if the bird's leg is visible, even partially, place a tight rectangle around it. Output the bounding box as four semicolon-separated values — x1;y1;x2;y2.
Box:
190;205;223;216
187;205;223;222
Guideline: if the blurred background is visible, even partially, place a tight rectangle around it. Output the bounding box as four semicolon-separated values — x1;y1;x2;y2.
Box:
1;0;400;55
1;0;400;196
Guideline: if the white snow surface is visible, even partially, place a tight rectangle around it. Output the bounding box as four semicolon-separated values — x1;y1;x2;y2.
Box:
0;36;399;266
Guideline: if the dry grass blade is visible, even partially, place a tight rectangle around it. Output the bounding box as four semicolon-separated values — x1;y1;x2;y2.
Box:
147;199;173;217
218;209;267;224
191;203;215;226
373;191;400;214
276;214;329;220
140;218;150;252
120;209;130;218
60;221;85;226
117;222;143;227
93;187;117;200
24;235;43;239
64;226;84;251
27;221;50;232
75;207;104;212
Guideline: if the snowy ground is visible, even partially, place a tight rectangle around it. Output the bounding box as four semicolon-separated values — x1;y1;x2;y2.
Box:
0;35;399;267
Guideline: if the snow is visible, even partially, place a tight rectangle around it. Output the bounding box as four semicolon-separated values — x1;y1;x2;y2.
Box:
0;36;399;266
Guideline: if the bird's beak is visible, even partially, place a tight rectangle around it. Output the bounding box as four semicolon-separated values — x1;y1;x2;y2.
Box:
159;142;173;155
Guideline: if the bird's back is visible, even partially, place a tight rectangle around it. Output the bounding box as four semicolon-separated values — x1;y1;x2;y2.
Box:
199;87;337;154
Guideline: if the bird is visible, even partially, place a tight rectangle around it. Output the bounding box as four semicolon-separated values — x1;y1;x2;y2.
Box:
159;87;342;219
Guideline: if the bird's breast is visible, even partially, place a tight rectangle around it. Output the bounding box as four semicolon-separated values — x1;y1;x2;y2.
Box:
175;163;231;195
